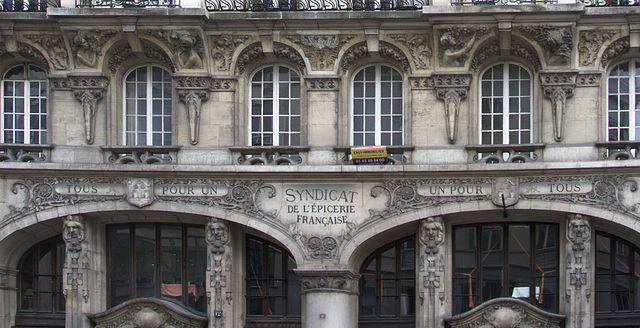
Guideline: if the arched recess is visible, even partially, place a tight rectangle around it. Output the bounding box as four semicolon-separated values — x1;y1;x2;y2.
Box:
469;36;543;73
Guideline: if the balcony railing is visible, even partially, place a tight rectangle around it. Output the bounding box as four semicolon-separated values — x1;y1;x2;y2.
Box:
101;146;181;164
1;0;47;11
450;0;555;5
466;144;545;164
0;144;52;162
596;141;640;160
76;0;179;7
206;0;427;11
229;146;310;165
582;0;639;6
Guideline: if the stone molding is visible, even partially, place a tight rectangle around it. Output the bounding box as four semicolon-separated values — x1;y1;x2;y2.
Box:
296;270;360;295
0;267;18;291
88;298;207;328
578;28;618;67
444;298;565;328
432;73;471;144
518;25;573;67
285;34;355;71
540;71;577;142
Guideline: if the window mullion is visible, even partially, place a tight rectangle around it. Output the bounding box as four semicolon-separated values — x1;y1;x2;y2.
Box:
273;67;280;146
632;61;637;141
375;65;382;145
503;64;510;145
146;65;154;146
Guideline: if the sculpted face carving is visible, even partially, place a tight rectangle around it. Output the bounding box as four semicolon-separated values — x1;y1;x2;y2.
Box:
420;217;443;254
64;215;85;243
207;218;229;253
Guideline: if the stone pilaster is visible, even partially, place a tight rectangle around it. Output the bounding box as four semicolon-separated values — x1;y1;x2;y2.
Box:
417;216;446;328
297;270;360;328
305;77;340;165
565;214;592;328
62;214;93;328
205;218;233;328
0;266;18;328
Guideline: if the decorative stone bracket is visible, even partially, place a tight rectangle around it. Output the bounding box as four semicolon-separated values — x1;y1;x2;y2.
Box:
296;270;360;295
433;73;471;144
176;76;213;145
540;71;577;142
51;75;109;145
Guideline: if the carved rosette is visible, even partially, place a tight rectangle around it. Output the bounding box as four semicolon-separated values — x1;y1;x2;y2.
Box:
305;77;340;91
433;74;471;144
518;25;573;66
297;271;360;295
306;236;338;259
23;33;69;70
601;37;630;69
285;34;355;71
62;215;87;296
540;71;577;142
210;34;250;72
176;76;213;145
389;34;433;70
438;27;490;68
578;28;618;67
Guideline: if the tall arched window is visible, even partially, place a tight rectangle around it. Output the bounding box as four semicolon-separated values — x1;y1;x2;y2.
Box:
245;235;300;328
352;64;404;146
595;231;640;326
359;236;415;328
479;63;532;145
16;235;65;328
107;224;206;312
123;65;172;146
607;61;640;142
2;64;47;144
453;223;558;315
249;65;301;146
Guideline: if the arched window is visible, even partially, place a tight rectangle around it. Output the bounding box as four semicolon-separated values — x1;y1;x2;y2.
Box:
607;61;640;142
595;231;640;326
351;64;404;146
2;64;47;144
249;65;301;146
16;235;65;328
359;236;415;328
107;224;206;312
479;63;532;145
245;235;300;328
453;223;558;315
123;65;172;146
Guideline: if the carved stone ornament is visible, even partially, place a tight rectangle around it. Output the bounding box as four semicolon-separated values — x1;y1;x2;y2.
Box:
470;38;542;72
438;27;491;68
340;42;369;72
88;298;207;328
470;40;499;72
70;76;109;144
235;43;266;74
518;25;573;66
23;33;68;70
410;76;435;90
210;34;250;72
273;42;306;74
306;236;338;259
107;40;172;73
297;271;360;295
601;37;630;69
127;178;154;208
63;215;86;293
433;74;471;144
206;218;230;321
419;217;444;286
12;43;48;69
492;177;519;207
70;30;117;69
379;41;410;72
285;34;355;71
444;298;565;328
578;28;618;67
389;33;433;70
567;214;591;287
577;73;601;86
540;72;577;142
176;76;213;145
305;77;340;91
144;29;204;70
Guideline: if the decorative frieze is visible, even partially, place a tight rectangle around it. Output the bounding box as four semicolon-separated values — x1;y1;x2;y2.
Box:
518;25;573;66
23;33;68;70
578;28;618;67
577;72;601;86
388;34;433;70
438;27;491;68
210;34;251;72
410;76;435;89
540;71;577;142
285;34;355;71
69;31;117;69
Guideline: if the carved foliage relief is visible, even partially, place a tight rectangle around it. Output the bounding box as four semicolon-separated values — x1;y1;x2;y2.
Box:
438;27;491;68
107;40;172;73
144;29;205;70
23;33;69;70
518;25;573;66
70;30;117;69
601;37;630;69
388;33;433;70
210;34;250;72
285;34;355;71
578;28;618;67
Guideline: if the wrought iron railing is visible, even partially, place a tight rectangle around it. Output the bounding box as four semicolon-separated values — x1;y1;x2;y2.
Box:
76;0;179;7
450;0;555;5
206;0;427;11
1;0;47;11
581;0;639;6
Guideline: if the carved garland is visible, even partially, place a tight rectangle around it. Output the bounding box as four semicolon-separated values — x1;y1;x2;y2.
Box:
23;34;68;70
600;37;630;69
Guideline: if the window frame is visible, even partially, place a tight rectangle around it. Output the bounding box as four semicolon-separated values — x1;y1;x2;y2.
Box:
122;64;173;146
607;60;640;142
248;64;302;147
350;64;405;147
478;62;533;146
1;63;47;145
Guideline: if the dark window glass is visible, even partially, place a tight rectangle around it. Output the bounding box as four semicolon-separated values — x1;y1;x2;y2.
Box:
107;224;206;313
453;223;558;315
359;236;415;328
246;236;300;328
2;64;47;144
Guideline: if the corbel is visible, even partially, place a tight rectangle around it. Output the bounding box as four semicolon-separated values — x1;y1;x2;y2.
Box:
432;73;471;144
495;14;515;57
68;74;110;144
0;22;18;55
258;29;273;53
175;75;213;145
364;28;379;53
122;23;143;55
628;17;640;53
540;71;577;142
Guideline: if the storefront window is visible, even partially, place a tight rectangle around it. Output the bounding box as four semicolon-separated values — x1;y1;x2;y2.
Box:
107;224;206;312
453;223;558;314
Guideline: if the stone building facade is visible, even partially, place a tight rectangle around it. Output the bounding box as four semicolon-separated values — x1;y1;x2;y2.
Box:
0;0;638;327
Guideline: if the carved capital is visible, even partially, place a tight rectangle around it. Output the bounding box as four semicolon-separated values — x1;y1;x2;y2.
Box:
297;270;360;295
540;71;577;142
433;73;471;144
